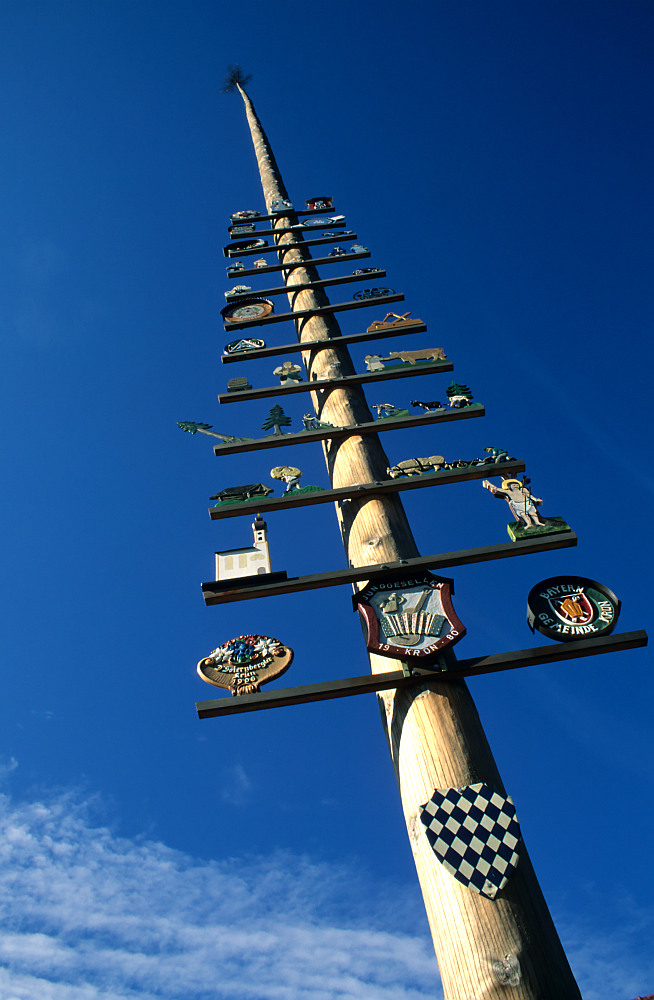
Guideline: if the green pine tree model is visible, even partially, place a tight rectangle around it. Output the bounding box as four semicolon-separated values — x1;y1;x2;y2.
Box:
262;404;292;436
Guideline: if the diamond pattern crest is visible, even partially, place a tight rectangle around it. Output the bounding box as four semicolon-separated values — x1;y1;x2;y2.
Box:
419;783;521;899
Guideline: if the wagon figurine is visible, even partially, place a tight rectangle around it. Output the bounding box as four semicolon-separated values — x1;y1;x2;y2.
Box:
366;312;423;333
210;483;274;505
227;376;253;392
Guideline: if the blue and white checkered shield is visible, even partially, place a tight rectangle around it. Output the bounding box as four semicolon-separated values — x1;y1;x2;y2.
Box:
419;783;521;899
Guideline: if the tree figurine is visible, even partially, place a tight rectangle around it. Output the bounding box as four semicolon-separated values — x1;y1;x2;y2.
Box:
262;404;292;436
446;381;473;408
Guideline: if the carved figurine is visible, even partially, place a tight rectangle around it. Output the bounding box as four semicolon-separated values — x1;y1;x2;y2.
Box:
366;312;422;333
225;285;252;297
482;446;511;463
327;246;347;257
252;258;268;269
210;483;274;505
262;404;292;436
273;361;303;385
270;465;302;493
230;210;261;222
271;198;294;213
352;268;378;275
363;354;386;372
227;377;252;393
411;399;444;411
302;413;335;431
305;197;334;210
177;421;248;445
214;514;272;581
197;633;293;697
365;348;447;373
353;287;394;301
483;477;570;541
482;478;545;530
371;402;410;420
386;347;446;365
224;337;266;355
387;456;445;479
226;239;267;257
446;382;473;408
226;261;246;275
350;244;368;253
229;224;257;236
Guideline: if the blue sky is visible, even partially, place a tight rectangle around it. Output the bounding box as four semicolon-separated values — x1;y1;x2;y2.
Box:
0;1;652;997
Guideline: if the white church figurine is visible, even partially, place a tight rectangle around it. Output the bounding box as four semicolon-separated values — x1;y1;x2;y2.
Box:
214;514;272;581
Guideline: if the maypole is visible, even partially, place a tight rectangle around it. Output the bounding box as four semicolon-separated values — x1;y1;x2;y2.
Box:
184;67;647;999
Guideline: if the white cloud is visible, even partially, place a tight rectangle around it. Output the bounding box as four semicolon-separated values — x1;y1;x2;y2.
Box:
0;787;650;1000
0;790;437;1000
220;762;253;805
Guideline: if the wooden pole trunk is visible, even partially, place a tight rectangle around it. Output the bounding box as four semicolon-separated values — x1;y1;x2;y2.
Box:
235;83;582;1000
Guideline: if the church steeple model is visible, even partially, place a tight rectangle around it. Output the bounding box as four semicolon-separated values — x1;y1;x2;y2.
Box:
251;513;270;567
214;512;272;581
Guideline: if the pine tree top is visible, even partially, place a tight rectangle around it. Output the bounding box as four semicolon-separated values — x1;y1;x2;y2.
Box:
221;65;252;93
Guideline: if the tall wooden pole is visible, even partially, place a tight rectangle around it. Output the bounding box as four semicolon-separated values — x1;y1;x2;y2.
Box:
232;79;582;1000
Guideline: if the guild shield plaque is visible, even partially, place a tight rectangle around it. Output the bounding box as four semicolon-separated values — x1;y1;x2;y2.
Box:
527;576;621;642
354;572;465;662
420;783;521;899
197;635;293;696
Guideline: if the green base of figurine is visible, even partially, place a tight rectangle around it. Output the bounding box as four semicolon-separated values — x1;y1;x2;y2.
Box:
213;494;276;507
287;484;324;495
507;516;571;542
377;409;410;420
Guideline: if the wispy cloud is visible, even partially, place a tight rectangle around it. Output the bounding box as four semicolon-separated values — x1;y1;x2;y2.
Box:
220;762;253;806
0;787;650;1000
0;789;436;1000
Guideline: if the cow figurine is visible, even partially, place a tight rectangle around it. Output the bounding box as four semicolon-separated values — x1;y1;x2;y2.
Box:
386;348;447;365
210;484;274;504
411;400;444;411
386;456;446;479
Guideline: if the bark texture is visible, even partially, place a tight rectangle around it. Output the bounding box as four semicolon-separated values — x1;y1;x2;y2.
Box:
234;83;582;1000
